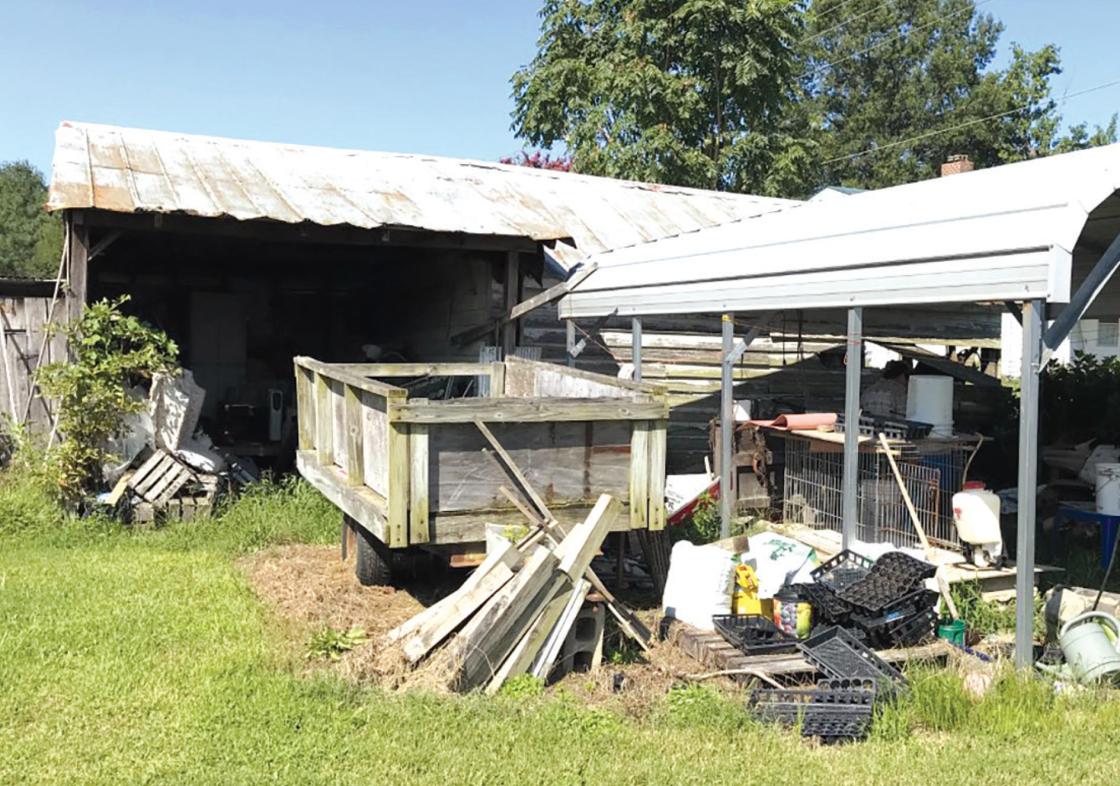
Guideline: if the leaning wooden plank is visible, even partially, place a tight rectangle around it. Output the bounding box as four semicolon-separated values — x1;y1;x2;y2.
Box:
442;545;560;691
475;419;555;522
401;559;520;665
485;577;577;694
386;539;521;644
498;484;545;527
105;469;136;507
530;579;592;680
553;494;620;581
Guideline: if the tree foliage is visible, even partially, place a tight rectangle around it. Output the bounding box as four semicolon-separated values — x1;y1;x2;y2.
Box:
0;161;63;278
803;0;1118;189
38;297;179;501
512;0;1116;196
511;0;815;196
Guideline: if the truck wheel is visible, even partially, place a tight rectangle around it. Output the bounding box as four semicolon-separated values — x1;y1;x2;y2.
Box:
353;523;394;586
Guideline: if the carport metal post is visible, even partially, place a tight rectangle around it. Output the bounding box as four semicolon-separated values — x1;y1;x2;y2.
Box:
841;307;863;549
1016;299;1043;669
632;317;642;381
720;314;734;539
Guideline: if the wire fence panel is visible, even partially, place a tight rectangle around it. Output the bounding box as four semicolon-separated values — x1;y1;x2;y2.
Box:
782;436;967;549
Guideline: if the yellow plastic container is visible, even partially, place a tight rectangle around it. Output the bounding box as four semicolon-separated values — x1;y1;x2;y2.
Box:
732;564;772;617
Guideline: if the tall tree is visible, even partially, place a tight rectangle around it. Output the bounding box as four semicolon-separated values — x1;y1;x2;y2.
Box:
0;161;62;278
512;1;1116;196
511;0;815;196
801;0;1117;189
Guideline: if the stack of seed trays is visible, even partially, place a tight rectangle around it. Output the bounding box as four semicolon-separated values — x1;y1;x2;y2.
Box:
793;582;853;625
712;613;799;655
798;625;907;697
747;679;879;742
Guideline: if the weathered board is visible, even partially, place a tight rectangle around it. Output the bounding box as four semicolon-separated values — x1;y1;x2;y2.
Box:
428;421;632;513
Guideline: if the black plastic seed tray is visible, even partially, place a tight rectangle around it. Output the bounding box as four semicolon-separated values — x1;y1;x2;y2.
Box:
712;613;799;656
799;625;907;688
794;582;853;624
851;605;939;648
810;550;875;593
748;685;875;742
872;551;936;586
841;581;939;617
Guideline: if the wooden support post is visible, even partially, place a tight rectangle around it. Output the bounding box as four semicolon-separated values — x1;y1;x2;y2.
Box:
343;385;364;487
648;420;667;530
66;215;88;330
314;373;333;466
629;421;650;529
842;307;863;549
1016;299;1043;669
294;363;316;451
631;317;642;381
489;361;505;398
720;314;734;539
501;251;519;356
408;424;430;544
386;389;410;548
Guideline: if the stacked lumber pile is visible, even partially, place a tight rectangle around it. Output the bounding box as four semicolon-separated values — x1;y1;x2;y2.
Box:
384;493;652;693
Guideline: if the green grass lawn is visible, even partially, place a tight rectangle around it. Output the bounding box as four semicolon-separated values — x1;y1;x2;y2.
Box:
3;475;1120;785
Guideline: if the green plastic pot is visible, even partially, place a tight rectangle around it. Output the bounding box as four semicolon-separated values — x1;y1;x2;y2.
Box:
938;619;966;646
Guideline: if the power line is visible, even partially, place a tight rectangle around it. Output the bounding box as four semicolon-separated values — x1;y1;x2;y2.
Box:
811;0;991;76
822;76;1120;165
802;0;897;46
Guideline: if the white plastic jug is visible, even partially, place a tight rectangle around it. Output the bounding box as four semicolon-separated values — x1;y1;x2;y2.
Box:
952;483;1002;567
1096;463;1120;515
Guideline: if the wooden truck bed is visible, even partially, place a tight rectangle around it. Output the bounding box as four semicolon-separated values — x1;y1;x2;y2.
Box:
293;356;670;552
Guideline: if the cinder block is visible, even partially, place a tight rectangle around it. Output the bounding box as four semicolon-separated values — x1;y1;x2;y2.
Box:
556;602;605;678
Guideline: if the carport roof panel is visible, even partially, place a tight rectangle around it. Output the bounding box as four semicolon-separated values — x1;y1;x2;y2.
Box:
560;142;1120;317
46;121;797;270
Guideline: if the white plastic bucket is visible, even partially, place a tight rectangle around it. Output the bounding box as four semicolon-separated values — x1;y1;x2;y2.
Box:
1096;463;1120;515
906;375;954;436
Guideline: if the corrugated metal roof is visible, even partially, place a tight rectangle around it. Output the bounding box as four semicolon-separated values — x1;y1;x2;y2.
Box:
561;142;1120;317
46;121;797;269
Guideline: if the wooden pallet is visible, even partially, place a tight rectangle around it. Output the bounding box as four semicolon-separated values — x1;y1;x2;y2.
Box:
127;450;196;507
665;620;952;683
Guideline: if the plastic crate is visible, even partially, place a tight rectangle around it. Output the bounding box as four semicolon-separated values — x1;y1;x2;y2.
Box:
810;550;875;593
834;413;933;441
712;613;799;656
798;625;907;689
840;582;939;618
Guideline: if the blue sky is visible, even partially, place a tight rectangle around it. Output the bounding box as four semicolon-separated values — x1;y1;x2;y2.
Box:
3;1;1119;176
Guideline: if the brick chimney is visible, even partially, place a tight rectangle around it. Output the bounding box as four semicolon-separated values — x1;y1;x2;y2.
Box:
941;154;974;177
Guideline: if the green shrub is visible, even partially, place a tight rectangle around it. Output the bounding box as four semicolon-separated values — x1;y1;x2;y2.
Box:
38;297;178;501
305;627;369;661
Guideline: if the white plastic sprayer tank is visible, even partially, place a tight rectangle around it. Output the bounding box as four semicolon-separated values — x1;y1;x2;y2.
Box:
952;482;1002;567
906;375;954;437
1096;463;1120;515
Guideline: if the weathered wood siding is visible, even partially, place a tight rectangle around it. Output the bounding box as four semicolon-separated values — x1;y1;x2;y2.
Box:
428;421;632;513
0;283;68;436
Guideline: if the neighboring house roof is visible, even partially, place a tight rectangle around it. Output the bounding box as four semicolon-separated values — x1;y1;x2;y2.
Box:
560;142;1120;318
46;121;797;270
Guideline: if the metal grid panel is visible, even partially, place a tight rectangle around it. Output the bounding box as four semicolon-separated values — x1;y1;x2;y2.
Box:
782;436;967;549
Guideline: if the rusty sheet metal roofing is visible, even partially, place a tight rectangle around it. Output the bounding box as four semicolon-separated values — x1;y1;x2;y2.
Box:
47;121;797;269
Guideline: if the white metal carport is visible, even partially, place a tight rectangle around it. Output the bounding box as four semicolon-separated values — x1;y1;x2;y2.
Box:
559;142;1120;669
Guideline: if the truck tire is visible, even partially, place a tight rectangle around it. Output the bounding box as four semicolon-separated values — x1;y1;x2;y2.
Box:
353;523;394;586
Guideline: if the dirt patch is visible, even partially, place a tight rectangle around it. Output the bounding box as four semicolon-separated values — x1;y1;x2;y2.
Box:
240;544;727;713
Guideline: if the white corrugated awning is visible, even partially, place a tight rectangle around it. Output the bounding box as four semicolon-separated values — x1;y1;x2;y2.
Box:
560;143;1120;318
